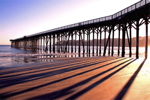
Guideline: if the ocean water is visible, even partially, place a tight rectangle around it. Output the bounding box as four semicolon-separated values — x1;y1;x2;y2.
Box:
0;45;148;68
0;45;55;68
0;45;75;68
0;45;31;55
0;45;34;68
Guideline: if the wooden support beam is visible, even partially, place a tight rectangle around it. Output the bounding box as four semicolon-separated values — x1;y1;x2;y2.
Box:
82;30;85;56
111;26;115;56
96;28;99;56
49;35;51;53
88;29;91;57
136;19;140;59
118;25;120;56
86;30;88;56
79;31;81;57
75;31;77;53
53;34;55;53
99;27;102;56
68;33;70;53
145;17;148;59
129;22;132;57
71;32;73;54
104;26;106;47
122;24;126;57
108;27;111;56
103;26;112;56
57;34;59;53
92;28;95;56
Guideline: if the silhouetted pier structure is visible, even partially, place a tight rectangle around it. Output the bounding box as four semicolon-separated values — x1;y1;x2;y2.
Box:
10;0;150;59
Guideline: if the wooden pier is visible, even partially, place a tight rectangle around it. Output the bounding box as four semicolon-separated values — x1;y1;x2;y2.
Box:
10;0;150;59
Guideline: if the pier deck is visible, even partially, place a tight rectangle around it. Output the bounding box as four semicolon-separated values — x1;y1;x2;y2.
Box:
0;57;150;100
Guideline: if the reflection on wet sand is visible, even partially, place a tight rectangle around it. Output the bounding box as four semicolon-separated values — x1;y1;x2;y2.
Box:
0;53;79;68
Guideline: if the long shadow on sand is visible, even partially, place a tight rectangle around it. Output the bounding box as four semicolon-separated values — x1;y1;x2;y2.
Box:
0;58;121;89
0;57;115;78
114;58;146;100
0;57;119;89
1;57;143;100
0;57;126;99
0;57;81;75
26;58;135;100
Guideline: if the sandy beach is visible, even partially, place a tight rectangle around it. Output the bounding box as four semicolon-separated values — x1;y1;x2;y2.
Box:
0;56;150;100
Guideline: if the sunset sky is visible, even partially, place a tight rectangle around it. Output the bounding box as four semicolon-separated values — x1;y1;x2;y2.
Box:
0;0;145;45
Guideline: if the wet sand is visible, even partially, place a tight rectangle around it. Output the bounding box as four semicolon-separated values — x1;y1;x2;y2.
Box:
0;57;150;100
